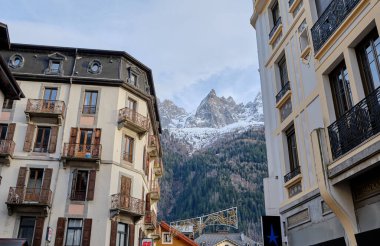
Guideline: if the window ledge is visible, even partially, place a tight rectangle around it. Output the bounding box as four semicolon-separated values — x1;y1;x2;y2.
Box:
300;45;311;60
269;24;283;45
276;90;292;109
284;173;302;188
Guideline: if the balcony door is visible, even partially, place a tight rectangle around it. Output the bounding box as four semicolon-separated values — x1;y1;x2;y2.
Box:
43;87;58;111
25;168;44;202
120;176;132;209
78;129;93;157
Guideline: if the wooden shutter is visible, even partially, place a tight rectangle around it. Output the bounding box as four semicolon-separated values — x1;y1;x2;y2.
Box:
82;218;92;246
32;217;45;246
94;128;101;144
129;224;135;246
55;217;66;246
40;168;53;204
5;123;16;140
109;220;117;246
48;126;58;153
16;167;27;187
69;127;78;144
120;176;132;208
86;170;96;200
23;124;35;152
146;193;151;211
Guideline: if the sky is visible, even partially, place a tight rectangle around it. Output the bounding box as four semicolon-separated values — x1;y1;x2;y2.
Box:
1;0;260;112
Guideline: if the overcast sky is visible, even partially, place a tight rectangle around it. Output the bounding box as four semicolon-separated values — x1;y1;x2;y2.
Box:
1;0;260;112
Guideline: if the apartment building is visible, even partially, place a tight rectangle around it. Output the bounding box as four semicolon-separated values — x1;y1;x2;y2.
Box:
251;0;380;245
0;23;163;246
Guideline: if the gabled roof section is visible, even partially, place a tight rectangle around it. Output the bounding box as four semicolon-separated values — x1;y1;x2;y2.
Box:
160;221;199;246
48;52;67;60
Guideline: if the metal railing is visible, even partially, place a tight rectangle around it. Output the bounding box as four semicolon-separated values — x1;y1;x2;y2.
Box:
145;210;157;227
118;107;150;131
82;105;96;114
269;17;282;39
328;86;380;160
26;99;65;115
62;143;102;159
276;81;291;103
7;187;52;205
0;140;15;156
150;180;160;196
153;160;163;176
70;190;86;201
311;0;361;52
289;0;295;7
110;193;144;216
284;166;301;183
148;135;158;148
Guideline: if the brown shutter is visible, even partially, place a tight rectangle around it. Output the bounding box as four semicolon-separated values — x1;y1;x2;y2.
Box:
120;176;132;208
32;217;45;246
55;217;66;246
146;193;151;211
129;224;135;246
82;218;92;246
109;220;117;246
48;126;59;153
70;169;78;199
23;124;35;152
94;128;101;144
40;168;53;204
16;167;27;187
69;127;78;144
86;170;96;200
5;123;16;140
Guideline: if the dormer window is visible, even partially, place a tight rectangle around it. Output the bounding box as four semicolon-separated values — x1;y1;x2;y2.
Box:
8;54;24;69
50;61;61;73
45;52;66;75
129;72;138;86
88;60;102;74
127;67;140;87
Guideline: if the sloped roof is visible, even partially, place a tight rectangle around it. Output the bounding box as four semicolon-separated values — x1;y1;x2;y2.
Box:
160;222;199;246
195;233;256;246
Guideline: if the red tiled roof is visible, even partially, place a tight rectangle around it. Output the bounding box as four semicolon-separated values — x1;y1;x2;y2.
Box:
160;221;199;246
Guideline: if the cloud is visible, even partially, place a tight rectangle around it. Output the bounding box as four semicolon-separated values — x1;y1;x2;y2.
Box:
1;0;260;111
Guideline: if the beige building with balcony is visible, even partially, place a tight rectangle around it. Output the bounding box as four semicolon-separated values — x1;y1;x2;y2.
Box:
0;23;163;246
252;0;380;245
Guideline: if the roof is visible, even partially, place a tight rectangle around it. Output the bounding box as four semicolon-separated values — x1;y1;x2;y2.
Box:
160;222;199;246
195;233;256;246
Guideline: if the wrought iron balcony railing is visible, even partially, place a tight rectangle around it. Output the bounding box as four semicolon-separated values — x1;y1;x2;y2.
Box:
276;81;291;104
118;107;150;133
7;187;52;205
311;0;361;52
110;193;145;216
26;99;65;116
153;160;163;177
284;166;301;183
150;180;160;200
145;210;157;229
0;140;15;156
148;135;158;148
269;17;282;40
62;143;102;160
328;86;380;160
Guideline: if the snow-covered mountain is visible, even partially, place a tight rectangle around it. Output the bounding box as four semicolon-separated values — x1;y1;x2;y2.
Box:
158;90;264;151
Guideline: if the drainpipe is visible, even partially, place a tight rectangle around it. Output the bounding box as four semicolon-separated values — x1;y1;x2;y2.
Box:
310;128;358;246
45;49;77;245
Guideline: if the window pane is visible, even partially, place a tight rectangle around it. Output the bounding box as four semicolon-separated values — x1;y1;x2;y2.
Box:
18;217;36;246
0;124;8;140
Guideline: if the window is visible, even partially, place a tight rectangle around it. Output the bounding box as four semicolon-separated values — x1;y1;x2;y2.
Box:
117;223;129;246
329;61;353;118
8;54;24;69
129;70;138;86
26;168;44;202
50;61;61;74
271;2;280;26
44;87;58;101
0;124;8;140
127;98;137;111
123;136;134;163
315;0;332;17
278;55;289;88
83;91;98;114
33;126;51;152
286;125;299;172
356;29;380;95
2;99;14;110
71;170;88;201
88;60;102;74
18;217;36;245
162;232;172;244
65;219;83;246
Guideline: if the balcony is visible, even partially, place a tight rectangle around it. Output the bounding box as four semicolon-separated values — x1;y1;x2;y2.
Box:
62;143;102;168
328;86;380;160
149;180;160;201
153;159;163;177
118;107;150;137
284;166;301;183
6;187;52;216
144;210;157;230
148;135;159;158
311;0;361;53
25;99;65;125
0;140;15;165
276;81;291;106
110;194;145;220
269;17;282;45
